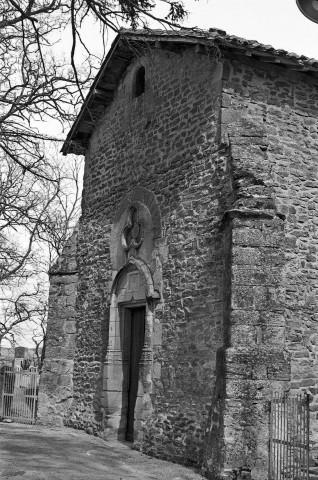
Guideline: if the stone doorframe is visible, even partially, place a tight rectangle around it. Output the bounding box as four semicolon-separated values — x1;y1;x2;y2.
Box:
102;257;160;440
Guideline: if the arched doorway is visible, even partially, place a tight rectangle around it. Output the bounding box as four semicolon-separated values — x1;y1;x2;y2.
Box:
102;260;159;441
121;303;146;441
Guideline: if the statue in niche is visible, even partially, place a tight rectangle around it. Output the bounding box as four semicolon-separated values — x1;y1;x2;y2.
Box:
121;206;143;256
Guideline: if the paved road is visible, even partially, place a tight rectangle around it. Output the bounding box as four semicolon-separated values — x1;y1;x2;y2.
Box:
0;423;204;480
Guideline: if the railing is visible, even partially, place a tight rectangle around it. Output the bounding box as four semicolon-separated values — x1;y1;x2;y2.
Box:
0;366;39;424
270;392;309;480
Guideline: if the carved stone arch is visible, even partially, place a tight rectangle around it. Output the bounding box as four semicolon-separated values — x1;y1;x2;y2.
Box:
111;257;160;302
112;186;161;239
110;186;162;273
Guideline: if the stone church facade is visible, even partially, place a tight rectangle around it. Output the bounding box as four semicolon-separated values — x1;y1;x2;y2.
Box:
38;29;318;479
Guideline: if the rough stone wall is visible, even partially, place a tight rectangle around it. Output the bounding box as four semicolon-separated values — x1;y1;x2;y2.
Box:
37;228;78;426
63;46;234;465
39;44;318;479
204;55;318;479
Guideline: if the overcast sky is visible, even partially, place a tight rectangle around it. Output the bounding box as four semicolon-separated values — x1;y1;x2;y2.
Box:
183;0;318;59
76;0;318;74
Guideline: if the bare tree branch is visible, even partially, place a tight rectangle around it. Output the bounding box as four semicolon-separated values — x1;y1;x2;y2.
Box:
0;0;189;361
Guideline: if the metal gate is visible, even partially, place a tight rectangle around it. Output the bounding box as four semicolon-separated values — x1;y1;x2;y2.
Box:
0;366;39;424
270;392;310;480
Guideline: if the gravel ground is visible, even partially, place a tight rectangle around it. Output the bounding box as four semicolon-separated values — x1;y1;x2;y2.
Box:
0;422;205;480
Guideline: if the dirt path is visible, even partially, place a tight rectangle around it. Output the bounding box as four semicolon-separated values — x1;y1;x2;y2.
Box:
0;423;205;480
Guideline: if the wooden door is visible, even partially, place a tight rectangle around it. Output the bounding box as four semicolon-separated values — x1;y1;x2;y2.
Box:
126;307;145;441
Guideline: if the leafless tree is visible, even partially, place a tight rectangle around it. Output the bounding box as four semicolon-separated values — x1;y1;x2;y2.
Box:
0;157;60;284
0;154;82;352
31;306;47;370
37;154;83;266
0;284;46;345
0;0;188;356
1;0;188;172
0;0;188;276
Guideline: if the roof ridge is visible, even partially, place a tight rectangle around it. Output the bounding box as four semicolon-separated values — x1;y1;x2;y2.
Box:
119;27;318;66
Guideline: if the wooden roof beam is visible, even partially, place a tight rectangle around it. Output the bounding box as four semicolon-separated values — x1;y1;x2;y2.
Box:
92;88;114;100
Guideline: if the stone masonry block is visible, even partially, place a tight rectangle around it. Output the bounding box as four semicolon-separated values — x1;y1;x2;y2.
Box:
231;285;254;309
232;226;283;248
232;264;281;286
232;246;261;266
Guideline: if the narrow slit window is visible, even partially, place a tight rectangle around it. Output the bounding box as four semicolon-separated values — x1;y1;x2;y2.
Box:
133;66;145;98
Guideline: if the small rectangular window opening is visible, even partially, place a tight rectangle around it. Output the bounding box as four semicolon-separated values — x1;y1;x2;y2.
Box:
133;66;145;98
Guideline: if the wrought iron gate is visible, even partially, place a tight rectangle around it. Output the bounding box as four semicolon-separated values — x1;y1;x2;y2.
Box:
270;392;310;480
0;366;39;424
